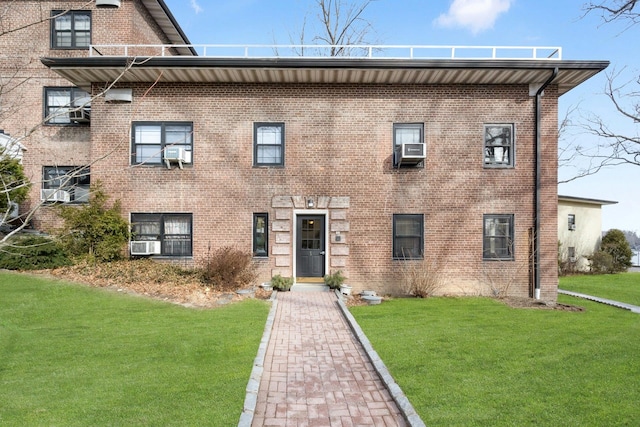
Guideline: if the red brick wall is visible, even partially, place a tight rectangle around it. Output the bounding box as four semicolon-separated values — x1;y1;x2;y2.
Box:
89;82;559;299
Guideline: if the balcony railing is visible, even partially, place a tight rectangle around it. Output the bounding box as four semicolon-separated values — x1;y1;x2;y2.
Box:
88;44;562;60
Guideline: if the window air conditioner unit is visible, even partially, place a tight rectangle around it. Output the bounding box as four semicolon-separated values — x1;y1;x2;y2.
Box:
164;147;190;169
395;142;426;166
130;241;161;256
569;224;576;231
41;189;71;203
569;256;577;263
96;0;121;8
69;108;91;123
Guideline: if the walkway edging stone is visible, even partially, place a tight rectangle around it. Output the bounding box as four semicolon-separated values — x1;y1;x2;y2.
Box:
559;289;640;313
335;291;427;427
238;291;279;427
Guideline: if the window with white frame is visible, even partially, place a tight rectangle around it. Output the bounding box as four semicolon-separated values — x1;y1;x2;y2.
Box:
484;124;514;167
44;87;91;125
568;214;576;231
393;123;425;167
131;213;193;256
42;166;90;203
51;10;91;49
254;123;284;166
483;214;514;260
393;214;424;260
253;213;268;257
131;122;193;166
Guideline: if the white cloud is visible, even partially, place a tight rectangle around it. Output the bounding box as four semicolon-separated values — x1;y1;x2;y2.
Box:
190;0;203;14
435;0;514;35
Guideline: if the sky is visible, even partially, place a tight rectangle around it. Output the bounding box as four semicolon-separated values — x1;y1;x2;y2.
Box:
164;0;639;233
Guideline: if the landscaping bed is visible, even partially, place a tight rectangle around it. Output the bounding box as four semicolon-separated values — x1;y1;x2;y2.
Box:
39;259;272;308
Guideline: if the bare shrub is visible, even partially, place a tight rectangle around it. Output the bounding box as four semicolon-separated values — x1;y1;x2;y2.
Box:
201;246;258;289
400;258;444;298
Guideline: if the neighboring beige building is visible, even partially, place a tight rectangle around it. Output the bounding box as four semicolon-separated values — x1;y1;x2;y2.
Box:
558;195;617;271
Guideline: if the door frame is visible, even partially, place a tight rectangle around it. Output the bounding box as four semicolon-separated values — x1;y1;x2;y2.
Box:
292;209;329;283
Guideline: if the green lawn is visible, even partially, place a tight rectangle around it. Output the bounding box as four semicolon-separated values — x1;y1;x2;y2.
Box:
351;295;640;426
0;272;269;426
560;272;640;306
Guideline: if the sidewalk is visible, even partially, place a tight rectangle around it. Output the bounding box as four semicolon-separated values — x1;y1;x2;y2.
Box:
559;289;640;313
245;290;412;426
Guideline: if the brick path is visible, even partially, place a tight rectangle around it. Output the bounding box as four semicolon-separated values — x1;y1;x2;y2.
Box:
251;290;407;427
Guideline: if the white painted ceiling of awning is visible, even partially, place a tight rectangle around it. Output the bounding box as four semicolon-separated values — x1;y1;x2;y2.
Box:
48;62;604;95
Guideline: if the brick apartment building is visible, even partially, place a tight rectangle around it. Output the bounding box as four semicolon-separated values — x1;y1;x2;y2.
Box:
1;0;608;299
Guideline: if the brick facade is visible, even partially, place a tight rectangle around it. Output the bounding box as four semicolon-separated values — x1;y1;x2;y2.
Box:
87;81;559;298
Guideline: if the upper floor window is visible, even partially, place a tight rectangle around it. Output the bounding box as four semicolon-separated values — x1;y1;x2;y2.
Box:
483;214;514;260
484;124;514;168
44;87;91;125
131;213;193;257
393;214;424;260
568;214;576;231
253;213;268;257
393;123;425;167
131;122;193;166
51;10;91;49
254;123;284;167
42;166;90;203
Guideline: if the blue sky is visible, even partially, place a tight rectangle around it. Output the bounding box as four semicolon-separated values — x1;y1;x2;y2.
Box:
165;0;639;233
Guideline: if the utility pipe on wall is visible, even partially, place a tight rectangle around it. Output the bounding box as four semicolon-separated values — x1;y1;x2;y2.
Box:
533;67;558;300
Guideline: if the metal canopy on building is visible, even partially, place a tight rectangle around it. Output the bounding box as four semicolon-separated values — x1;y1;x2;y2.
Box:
41;56;609;95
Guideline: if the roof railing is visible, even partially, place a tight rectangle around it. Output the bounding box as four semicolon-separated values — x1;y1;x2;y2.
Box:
88;44;562;60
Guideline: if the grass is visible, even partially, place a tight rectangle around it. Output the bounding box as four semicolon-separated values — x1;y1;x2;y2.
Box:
351;295;640;426
0;272;269;426
560;272;640;306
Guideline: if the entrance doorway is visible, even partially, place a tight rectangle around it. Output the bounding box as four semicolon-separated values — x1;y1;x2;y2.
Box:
296;215;326;279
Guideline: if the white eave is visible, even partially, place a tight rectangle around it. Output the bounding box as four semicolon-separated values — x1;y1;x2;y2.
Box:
40;56;608;95
141;0;196;55
558;195;618;206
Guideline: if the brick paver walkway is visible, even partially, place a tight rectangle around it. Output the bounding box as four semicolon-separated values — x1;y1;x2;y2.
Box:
251;290;407;427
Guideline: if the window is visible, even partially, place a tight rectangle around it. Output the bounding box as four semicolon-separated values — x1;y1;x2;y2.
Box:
568;214;576;231
131;213;192;256
44;87;91;125
568;247;576;261
393;214;423;259
254;123;284;166
51;10;91;49
131;122;193;166
42;166;90;203
484;124;514;167
483;214;514;260
393;123;424;167
253;213;268;257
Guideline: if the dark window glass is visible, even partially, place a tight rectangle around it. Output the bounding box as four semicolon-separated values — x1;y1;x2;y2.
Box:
484;124;514;167
131;122;193;166
44;87;91;125
254;123;284;166
483;214;514;260
253;213;268;257
51;10;91;49
42;166;90;203
131;213;193;256
393;214;424;259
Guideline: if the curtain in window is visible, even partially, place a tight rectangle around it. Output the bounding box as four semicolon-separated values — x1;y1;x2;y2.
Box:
164;216;191;255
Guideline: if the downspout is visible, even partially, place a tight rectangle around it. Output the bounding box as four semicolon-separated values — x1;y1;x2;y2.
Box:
533;67;558;300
